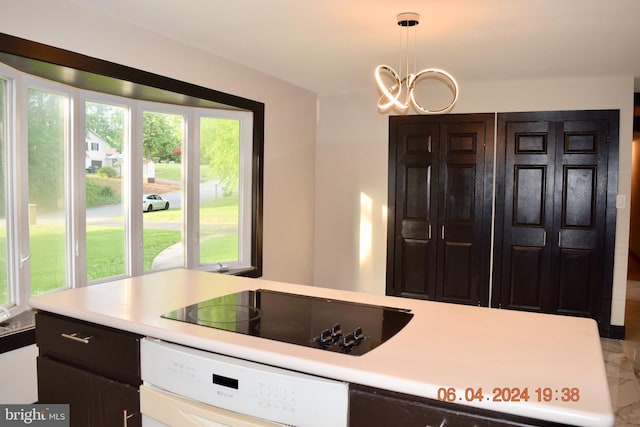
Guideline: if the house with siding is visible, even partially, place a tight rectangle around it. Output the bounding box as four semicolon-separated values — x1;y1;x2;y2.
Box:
85;129;122;173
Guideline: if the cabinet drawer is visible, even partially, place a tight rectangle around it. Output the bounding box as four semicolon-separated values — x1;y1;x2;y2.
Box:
35;312;141;385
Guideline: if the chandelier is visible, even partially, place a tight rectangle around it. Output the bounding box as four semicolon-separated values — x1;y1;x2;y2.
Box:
375;12;459;114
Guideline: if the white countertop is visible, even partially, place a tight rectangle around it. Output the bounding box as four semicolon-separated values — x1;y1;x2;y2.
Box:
29;269;614;426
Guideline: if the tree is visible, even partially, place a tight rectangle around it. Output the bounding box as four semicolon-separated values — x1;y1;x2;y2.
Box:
142;112;183;162
200;118;239;194
85;102;125;152
28;89;65;211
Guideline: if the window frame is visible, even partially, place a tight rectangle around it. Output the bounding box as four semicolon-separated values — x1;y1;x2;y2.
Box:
188;108;254;271
0;70;18;309
77;91;132;285
21;77;76;300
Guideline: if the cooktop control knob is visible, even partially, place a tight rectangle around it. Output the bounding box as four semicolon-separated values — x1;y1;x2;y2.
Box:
330;323;342;338
314;324;367;351
318;328;333;344
353;327;364;341
339;327;366;351
340;335;356;349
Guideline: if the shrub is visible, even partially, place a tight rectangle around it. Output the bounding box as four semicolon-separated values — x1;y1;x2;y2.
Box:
85;179;120;207
99;186;114;197
97;166;117;178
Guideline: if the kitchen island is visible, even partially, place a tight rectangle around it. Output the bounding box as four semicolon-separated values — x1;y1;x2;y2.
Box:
29;268;614;426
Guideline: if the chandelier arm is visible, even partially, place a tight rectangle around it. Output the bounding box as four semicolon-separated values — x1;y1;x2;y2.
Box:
409;68;459;114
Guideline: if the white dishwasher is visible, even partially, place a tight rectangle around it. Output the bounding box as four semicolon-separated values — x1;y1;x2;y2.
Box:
140;338;349;427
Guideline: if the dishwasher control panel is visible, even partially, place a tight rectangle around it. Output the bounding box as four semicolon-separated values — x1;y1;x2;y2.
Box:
140;338;348;427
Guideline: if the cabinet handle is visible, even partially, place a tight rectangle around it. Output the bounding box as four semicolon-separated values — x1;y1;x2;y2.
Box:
558;231;562;247
441;225;445;240
123;410;134;427
61;332;93;344
543;230;546;247
428;224;431;240
426;419;447;427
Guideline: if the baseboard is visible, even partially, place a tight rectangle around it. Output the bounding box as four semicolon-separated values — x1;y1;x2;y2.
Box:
599;324;625;340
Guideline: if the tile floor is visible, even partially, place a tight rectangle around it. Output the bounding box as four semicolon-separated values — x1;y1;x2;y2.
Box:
602;337;640;426
604;273;640;426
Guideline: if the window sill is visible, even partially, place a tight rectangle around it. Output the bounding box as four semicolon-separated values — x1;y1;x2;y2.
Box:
0;309;36;355
208;266;261;278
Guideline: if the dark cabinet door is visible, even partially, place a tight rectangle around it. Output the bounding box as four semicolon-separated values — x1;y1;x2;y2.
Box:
38;356;141;427
36;312;143;426
494;110;618;323
387;114;494;305
349;383;565;427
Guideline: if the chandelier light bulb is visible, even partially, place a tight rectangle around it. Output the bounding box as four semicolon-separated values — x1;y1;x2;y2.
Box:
375;12;459;114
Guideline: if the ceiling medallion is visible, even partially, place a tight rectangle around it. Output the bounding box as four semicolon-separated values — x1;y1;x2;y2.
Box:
375;12;459;114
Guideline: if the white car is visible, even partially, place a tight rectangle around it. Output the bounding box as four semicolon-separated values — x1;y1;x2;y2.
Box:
143;194;169;212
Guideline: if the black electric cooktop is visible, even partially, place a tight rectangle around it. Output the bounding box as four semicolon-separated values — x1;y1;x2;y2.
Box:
161;289;413;356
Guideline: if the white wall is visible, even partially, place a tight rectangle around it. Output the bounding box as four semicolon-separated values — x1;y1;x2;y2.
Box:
0;345;37;403
315;76;633;327
1;0;318;286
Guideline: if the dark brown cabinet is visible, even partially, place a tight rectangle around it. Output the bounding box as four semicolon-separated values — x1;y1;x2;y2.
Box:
35;312;142;427
349;384;568;427
386;114;494;305
387;110;618;335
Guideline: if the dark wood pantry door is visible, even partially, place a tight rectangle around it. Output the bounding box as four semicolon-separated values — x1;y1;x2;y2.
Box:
386;114;494;306
493;110;618;323
495;118;557;312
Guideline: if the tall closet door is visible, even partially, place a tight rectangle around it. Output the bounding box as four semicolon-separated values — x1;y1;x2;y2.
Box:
387;114;493;305
494;110;618;324
436;120;493;304
496;119;557;312
388;122;440;300
551;118;610;317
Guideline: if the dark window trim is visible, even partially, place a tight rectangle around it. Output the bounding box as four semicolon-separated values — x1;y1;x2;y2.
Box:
0;32;264;278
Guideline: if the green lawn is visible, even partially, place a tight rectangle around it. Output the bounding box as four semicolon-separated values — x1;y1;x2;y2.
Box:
0;195;239;304
26;226;184;294
143;195;238;224
200;234;238;264
0;163;238;305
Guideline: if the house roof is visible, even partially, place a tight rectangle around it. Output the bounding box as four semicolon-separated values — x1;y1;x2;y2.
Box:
67;0;640;95
86;129;107;145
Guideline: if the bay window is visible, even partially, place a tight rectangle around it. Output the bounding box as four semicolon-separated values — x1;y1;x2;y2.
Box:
0;33;264;315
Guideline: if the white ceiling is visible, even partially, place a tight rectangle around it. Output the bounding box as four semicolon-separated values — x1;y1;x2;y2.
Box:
69;0;640;95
